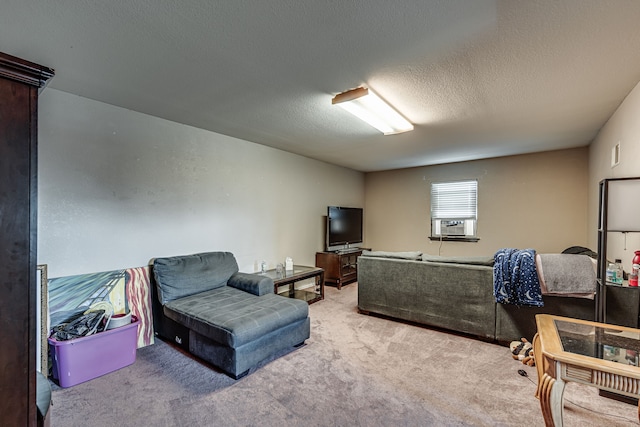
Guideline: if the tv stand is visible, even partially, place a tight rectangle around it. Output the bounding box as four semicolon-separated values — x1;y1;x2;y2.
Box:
335;248;362;254
315;248;369;290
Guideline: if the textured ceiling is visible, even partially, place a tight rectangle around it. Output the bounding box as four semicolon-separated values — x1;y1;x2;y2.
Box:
2;0;640;171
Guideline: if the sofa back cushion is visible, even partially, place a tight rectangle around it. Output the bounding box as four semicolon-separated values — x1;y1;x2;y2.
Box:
153;252;239;305
361;250;423;260
421;254;494;266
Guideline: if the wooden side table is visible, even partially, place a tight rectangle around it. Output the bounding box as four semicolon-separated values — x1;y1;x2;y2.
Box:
533;314;640;426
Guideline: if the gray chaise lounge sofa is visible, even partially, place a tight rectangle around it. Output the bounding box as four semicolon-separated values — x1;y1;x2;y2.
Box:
151;251;310;379
357;251;597;342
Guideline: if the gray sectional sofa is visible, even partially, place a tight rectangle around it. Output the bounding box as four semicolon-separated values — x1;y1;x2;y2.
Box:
151;251;310;379
357;251;596;342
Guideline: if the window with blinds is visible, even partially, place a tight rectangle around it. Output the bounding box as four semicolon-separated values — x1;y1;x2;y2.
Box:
430;180;477;238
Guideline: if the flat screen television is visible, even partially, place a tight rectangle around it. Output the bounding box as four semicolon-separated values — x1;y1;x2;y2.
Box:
327;206;363;250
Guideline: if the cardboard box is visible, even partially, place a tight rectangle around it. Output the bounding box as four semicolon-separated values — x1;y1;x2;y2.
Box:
48;316;139;387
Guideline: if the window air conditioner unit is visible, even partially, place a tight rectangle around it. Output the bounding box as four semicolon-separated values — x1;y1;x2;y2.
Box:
440;220;465;236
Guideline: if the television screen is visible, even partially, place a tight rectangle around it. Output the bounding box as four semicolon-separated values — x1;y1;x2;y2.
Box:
327;206;363;248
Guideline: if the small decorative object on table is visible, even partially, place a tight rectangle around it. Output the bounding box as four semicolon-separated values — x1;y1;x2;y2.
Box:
276;263;284;278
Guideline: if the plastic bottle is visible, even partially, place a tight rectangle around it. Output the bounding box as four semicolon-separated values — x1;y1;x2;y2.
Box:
631;251;640;287
606;262;617;284
630;267;639;287
614;259;624;285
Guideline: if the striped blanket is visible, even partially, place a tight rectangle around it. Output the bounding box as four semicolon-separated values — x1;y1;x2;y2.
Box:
493;248;543;307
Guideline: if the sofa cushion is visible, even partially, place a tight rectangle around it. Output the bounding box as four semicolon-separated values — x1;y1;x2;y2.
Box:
421;254;494;266
361;250;423;260
153;252;239;305
227;272;274;296
164;286;309;348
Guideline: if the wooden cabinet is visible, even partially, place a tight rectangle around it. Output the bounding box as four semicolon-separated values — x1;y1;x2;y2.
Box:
0;52;53;427
316;249;367;290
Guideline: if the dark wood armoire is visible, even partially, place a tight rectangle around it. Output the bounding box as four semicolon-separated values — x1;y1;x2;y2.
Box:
0;52;54;426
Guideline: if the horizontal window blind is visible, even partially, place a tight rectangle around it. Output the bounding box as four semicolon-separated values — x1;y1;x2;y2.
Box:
431;180;477;219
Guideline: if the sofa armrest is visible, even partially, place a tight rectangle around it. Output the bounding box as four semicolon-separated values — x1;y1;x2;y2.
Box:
228;272;274;296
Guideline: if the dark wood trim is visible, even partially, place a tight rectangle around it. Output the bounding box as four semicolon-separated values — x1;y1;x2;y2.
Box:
0;52;54;89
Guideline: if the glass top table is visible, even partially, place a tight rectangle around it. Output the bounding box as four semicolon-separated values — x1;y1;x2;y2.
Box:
534;314;640;426
261;265;324;304
555;319;640;367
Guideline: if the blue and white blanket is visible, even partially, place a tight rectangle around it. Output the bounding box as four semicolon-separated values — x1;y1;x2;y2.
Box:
493;248;543;307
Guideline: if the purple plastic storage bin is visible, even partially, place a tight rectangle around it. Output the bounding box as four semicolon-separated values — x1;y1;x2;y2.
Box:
48;315;139;387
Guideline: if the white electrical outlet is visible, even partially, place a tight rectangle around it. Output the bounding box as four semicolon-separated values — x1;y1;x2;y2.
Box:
611;142;620;168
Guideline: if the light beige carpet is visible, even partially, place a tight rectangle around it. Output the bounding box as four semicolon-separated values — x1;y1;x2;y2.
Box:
50;283;638;426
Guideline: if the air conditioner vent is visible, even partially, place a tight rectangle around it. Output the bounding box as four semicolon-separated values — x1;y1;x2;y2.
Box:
441;220;465;236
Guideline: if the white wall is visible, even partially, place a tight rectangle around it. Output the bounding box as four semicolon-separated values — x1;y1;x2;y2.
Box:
37;90;364;278
588;80;640;272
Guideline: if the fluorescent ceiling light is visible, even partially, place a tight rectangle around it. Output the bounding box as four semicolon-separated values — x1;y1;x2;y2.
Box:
332;87;413;135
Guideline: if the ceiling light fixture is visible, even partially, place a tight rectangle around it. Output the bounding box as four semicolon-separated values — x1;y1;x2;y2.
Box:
332;87;413;135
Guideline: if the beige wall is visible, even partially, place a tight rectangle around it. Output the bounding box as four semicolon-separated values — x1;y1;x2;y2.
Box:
37;79;640;278
588;80;640;272
37;89;364;277
364;147;589;256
